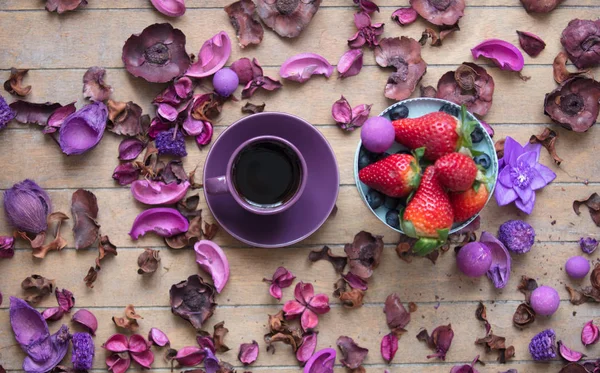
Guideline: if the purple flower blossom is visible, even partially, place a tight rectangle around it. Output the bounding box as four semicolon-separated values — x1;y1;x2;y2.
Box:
0;95;16;130
348;12;384;49
529;329;556;361
495;136;556;214
263;267;296;300
155;128;187;157
72;332;94;370
580;237;598;254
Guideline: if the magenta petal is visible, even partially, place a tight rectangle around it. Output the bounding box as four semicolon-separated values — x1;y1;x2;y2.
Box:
54;288;73;311
283;300;305;317
42;307;64;321
131;349;154;369
150;0;186;17
113;162;140;186
103;334;129;352
106;353;131;373
72;309;98;335
47;102;76;129
238;340;259;365
128;334;150;353
186;31;231;78
131;180;190;205
230;57;263;85
582;320;599;346
196;336;216;353
354;11;371;29
174;346;205;366
350;104;372;127
272;266;296;288
148;328;170;347
297;333;318;363
269;284;283;300
471;39;525;71
331;96;353;124
129;207;189;239
337;49;364;78
295;282;314;304
304;348;336;373
558;340;585;362
342;272;368;291
59;101;108;155
280;53;334;83
195;121;213;146
479;119;494;137
308;294;330;314
157;103;179;122
381;332;399;363
391;7;418;25
194;240;230;293
301;309;319;331
118;138;145;161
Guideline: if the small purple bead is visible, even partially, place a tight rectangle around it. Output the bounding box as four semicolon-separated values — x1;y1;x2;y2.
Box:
529;329;556;361
530;286;560;316
565;256;590;279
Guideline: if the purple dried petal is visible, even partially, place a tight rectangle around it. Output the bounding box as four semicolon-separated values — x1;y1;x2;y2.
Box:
450;356;480;373
264;266;296;300
10;297;51;360
83;66;113;102
203;347;220;373
238;340;259;365
381;332;398;363
304;348;336;373
337;49;364;79
517;31;546;58
43;307;64;321
392;7;418;26
280;53;333;83
342;272;368;291
351;104;371;129
195;240;230;293
224;0;264;48
0;95;16;130
46;102;76;133
195;121;213;146
482;232;511;289
231;58;263;85
9;101;62;126
155;128;187;157
150;0;186;17
558;340;585;362
23;324;71;373
297;333;318;363
560;19;600;69
520;0;562;13
580;237;598;254
479;119;494;137
348;12;384;48
131;180;190;205
471;39;525;71
45;0;87;13
186;31;231;78
72;332;94;370
59;101;108;155
156;103;179;122
56;288;74;312
543;76;600;132
336;336;368;369
175;346;206;366
384;293;411;332
72;309;98;335
129;207;190;239
197;335;216;353
354;0;379;14
255;0;322;38
582;320;599;346
118;138;145;161
410;0;465;26
4;179;52;234
113;162;140;186
0;236;15;258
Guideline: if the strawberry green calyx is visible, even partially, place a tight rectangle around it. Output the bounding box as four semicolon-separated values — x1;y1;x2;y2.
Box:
457;105;477;150
408;147;425;189
411;229;449;256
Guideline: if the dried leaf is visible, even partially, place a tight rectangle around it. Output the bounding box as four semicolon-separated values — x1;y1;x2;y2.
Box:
112;316;139;331
71;189;100;250
202;222;219;240
566;285;588;305
513;302;536;327
97;235;118;267
475;302;491;335
83;267;98;288
33;212;69;259
21;274;55;304
529;127;563;165
137;248;160;274
573;193;600;227
592;263;600;291
241;102;265;114
213;321;230;353
517;275;538;303
338;288;365;309
553;51;590;84
420;85;437;97
495;138;506;159
107;99;143;136
308;246;348;274
4;68;31;97
125;304;143;319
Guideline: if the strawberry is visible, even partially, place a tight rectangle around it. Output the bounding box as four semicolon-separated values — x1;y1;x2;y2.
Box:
450;182;490;222
392;105;476;161
401;167;454;255
358;152;421;198
434;152;478;192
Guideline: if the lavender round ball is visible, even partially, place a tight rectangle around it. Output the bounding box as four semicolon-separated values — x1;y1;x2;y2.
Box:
565;256;590;279
456;242;493;277
497;220;535;254
213;68;239;97
360;117;395;153
530;286;560;316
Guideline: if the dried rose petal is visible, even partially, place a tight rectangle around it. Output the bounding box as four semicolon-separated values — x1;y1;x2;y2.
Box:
416;324;454;360
573;193;600;227
337;49;363;79
113;163;140;186
296;333;317;363
71;189;99;250
197;334;216;353
283;282;330;331
381;332;398;363
436;62;495;116
4;68;31;97
558;340;585;362
348;12;384;49
544;76;600;132
148;328;169;347
194;240;229;293
59;102;108;155
582;320;600;346
304;348;335;373
82;66;112;102
344;231;383;279
186;32;231;78
72;309;98;335
238;340;259;365
392;7;418;26
384;293;411;333
170;275;217;329
9;101;62;126
517;31;546;58
520;0;562;13
374;37;427;100
55;288;74;312
560;19;600;69
131;180;190;205
118;138;145;161
0;236;15;259
46;103;76;133
150;0;185;17
308;246;347;274
354;0;379;13
529;127;562;165
107;100;144;136
225;0;264;48
336;336;368;369
471;39;524;71
450;356;480;373
280;53;333;83
410;0;465;26
231;57;262;85
264;266;296;300
43;307;64;321
174;346;205;366
256;0;322;38
45;0;87;13
137;248;161;274
129;208;189;239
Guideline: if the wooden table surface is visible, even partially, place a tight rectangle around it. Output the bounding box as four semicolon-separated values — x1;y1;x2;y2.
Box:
1;1;600;372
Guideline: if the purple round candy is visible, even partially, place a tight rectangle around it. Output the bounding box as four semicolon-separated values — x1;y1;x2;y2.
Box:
213;68;239;97
360;117;394;153
530;286;560;316
565;256;590;279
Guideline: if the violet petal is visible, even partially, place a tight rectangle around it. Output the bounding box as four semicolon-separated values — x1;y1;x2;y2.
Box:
391;7;418;26
9;101;62;126
10;297;51;361
118;138;145;161
174;346;205;366
186;31;231;78
0;236;15;259
482;232;511;289
336;336;368;369
194;240;230;293
195;121;213;146
337;49;364;79
471;39;525;71
517;31;546;58
56;288;75;312
131;180;190;205
150;0;186;17
42;307;65;321
381;332;398;363
59;101;108;155
4;179;52;234
280;53;334;83
129;208;189;239
23;324;71;373
47;102;76;131
113;162;140;186
72;309;98;335
297;333;318;363
304;348;336;373
238;340;259;365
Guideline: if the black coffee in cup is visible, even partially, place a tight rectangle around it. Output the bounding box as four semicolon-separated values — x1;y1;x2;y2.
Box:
232;141;303;207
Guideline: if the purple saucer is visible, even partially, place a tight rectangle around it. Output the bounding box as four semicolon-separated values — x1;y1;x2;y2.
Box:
203;112;339;248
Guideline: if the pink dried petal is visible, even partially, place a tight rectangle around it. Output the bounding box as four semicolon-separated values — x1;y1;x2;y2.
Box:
354;0;379;14
150;0;186;17
269;284;283;300
225;0;264;48
148;328;170;347
517;31;546;57
558;340;585;362
196;335;216;353
113;162;140;186
103;334;129;352
308;293;330;314
301;308;320;331
238;340;259;365
0;236;15;258
582;320;599;346
42;307;64;321
342;272;368;291
157;103;179;122
410;0;465;26
331;96;353;125
72;309;98;335
304;348;336;373
46;102;76;131
272;266;296;288
186;31;231;78
297;333;318;363
255;0;322;38
196;121;214;146
479;119;494;137
131;180;190;205
56;288;74;312
283;300;306;317
129;207;190;239
280;53;333;83
83;66;113;102
194;240;230;293
241;75;282;98
130;349;154;368
129;334;150;353
45;0;87;13
381;332;398;363
10;101;62;126
106;353;131;373
337;336;369;369
174;346;206;366
337;49;364;79
295;282;314;304
471;39;525;71
118;138;145;161
391;7;418;25
350;104;371;128
231;58;263;85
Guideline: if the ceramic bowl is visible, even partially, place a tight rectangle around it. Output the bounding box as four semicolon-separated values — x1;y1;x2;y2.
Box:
354;98;499;234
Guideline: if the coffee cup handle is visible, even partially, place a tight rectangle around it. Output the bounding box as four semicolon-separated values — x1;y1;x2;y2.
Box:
205;176;230;195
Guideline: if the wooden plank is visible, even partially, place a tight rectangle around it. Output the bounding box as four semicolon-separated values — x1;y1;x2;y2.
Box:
0;241;591;308
4;65;593;127
1;8;597;69
0;302;597;369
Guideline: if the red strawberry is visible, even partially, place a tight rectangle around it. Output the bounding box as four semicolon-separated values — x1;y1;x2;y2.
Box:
450;182;490;222
401;167;454;251
434;152;478;192
358;153;421;198
392;106;475;161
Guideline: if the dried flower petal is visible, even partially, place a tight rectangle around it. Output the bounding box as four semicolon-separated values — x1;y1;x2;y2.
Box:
113;316;139;331
517;31;546;58
482;232;511;289
560;19;600;69
137;248;161;274
573;193;600;227
4;179;52;235
174;346;205;366
186;32;231;78
392;7;418;26
71;332;94;371
336;336;368;369
520;0;562;13
436;62;494;116
529;329;556;360
529;127;562;165
71;309;98;335
558;340;585;362
354;0;379;13
130;207;189;239
43;307;64;321
338;288;365;308
471;39;524;71
113;162;140;186
45;0;87;13
59;102;108;155
256;0;322;38
337;49;364;79
54;288;74;313
344;231;383;279
280;53;333;83
9;101;62;127
238;340;259;365
513;303;535;327
475;302;491;335
118;138;145;161
296;333;317;363
0;236;15;259
170;275;217;329
560;363;588;373
582;320;600;345
4;68;31;97
83;66;112;102
264;266;296;300
0;95;16;130
71;189;99;250
416;324;454;360
384;293;411;333
348;12;384;49
342;272;368;291
553;52;590;85
544;76;600;132
381;332;398;363
410;0;465;26
131;180;190;206
308;246;347;274
22;274;55;304
225;0;264;48
147;328;169;347
241;102;265;114
450;356;480;373
107;100;144;136
194;240;230;293
150;0;185;17
283;282;330;331
45;103;76;133
304;348;335;373
580;237;598;254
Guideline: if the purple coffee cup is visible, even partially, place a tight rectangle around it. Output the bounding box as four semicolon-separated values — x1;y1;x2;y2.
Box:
205;135;307;215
